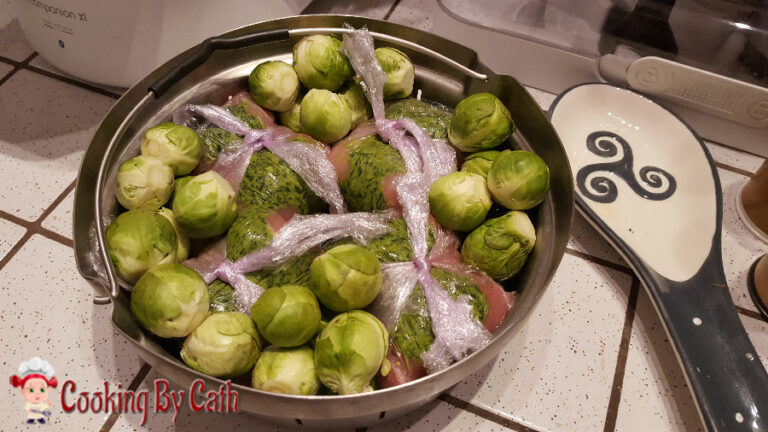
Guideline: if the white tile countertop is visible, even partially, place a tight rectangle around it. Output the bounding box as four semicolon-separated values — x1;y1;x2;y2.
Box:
1;1;767;431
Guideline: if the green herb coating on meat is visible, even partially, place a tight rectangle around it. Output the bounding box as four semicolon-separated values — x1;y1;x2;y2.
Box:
225;206;314;289
228;103;264;130
208;280;236;313
245;251;315;289
199;104;264;163
238;149;327;214
385;98;453;140
200;127;241;163
392;268;488;359
365;219;435;263
226;206;275;262
339;136;406;212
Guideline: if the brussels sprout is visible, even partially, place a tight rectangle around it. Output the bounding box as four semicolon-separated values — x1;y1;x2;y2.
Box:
293;35;353;91
487;150;550;210
309;244;382;312
300;89;352;143
181;312;261;378
115;155;174;210
278;94;303;133
172;171;237;239
250;285;321;347
340;83;372;127
140;122;202;176
461;211;536;281
251;346;320;395
461;150;501;179
375;47;415;100
448;93;514;152
130;263;209;338
314;310;389;395
157;207;190;262
106;209;179;283
428;172;491;232
248;61;300;112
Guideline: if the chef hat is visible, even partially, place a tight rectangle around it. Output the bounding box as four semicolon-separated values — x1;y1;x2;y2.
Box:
9;357;58;388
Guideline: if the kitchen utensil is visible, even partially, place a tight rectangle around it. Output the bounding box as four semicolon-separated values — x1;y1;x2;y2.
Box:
549;83;768;432
72;15;573;428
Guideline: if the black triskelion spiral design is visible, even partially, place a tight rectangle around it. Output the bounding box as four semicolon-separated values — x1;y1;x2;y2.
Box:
576;131;677;204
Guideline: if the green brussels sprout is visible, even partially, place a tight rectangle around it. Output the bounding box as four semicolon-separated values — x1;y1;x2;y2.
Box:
428;172;492;232
461;150;501;179
278;94;303;133
461;211;536;281
251;345;320;395
181;312;261;378
157;207;190;262
309;244;382;312
250;285;321;347
115;155;174;210
314;310;389;395
300;89;352;143
375;47;415;100
340;83;372;127
448;93;514;152
140;122;202;176
172;171;238;239
130;263;210;338
106;209;179;283
487;150;550;210
292;35;353;91
248;61;300;112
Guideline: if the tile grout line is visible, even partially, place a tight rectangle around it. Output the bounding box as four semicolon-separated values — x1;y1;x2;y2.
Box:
0;179;76;271
438;394;538;432
736;305;767;323
100;362;153;432
564;247;633;275
602;277;641;432
383;0;402;20
0;52;122;99
715;161;754;178
24;63;123;99
0;52;37;88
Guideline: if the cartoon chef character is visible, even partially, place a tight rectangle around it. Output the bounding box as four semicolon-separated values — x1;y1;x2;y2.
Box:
10;357;58;424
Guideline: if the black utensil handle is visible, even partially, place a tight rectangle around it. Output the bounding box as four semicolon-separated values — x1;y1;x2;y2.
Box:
148;29;291;98
645;270;768;431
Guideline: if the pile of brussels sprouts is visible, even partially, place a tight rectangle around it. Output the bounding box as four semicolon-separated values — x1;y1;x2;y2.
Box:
103;33;550;396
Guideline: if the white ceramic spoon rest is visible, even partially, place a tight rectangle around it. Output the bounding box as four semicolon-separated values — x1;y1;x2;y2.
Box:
550;83;768;432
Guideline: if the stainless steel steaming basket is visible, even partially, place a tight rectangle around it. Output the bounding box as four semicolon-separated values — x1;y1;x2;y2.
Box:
73;15;573;428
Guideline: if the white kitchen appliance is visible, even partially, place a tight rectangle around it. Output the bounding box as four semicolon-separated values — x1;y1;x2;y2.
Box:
434;0;768;157
11;0;310;88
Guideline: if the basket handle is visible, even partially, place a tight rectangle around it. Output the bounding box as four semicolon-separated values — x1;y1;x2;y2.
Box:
148;29;291;98
148;26;489;98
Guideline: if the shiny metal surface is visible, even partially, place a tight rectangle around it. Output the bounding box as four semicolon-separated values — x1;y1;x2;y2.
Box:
73;15;573;428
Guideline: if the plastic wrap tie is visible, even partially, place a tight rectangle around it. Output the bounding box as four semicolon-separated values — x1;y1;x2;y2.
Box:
343;25;486;372
183;104;346;213
207;210;395;312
